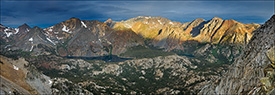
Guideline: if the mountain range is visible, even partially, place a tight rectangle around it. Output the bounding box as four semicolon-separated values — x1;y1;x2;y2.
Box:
0;15;274;94
0;16;260;57
109;16;259;49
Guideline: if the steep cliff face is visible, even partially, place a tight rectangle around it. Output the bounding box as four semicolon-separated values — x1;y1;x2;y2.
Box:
199;15;275;94
104;18;117;28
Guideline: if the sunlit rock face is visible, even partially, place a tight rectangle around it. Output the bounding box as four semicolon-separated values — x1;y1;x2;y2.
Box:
110;16;259;51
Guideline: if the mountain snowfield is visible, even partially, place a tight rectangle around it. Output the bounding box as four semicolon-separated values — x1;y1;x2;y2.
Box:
0;15;274;94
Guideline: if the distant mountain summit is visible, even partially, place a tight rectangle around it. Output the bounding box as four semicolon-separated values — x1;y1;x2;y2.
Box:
104;18;117;28
15;23;31;39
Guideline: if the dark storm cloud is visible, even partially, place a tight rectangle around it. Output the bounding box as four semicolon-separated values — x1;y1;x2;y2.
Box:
1;0;274;28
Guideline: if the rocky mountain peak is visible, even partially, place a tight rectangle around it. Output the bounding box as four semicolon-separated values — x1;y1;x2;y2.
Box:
188;18;205;26
26;27;49;40
193;18;205;22
128;16;172;23
106;18;113;22
65;18;80;23
68;17;81;21
211;17;223;21
104;19;117;28
19;23;30;27
31;26;43;31
15;23;31;38
226;19;238;24
18;23;31;30
256;15;275;33
206;17;223;25
62;17;82;28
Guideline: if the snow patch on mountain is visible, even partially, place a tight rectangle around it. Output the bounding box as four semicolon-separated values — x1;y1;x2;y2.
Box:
81;21;87;28
125;23;131;28
56;36;64;40
44;31;51;37
48;79;52;85
4;28;13;37
46;37;56;45
4;28;9;32
29;38;33;42
158;20;162;24
30;45;34;51
15;28;19;34
5;32;13;37
13;65;19;70
54;32;59;34
48;28;53;32
62;25;71;33
145;16;151;19
3;27;22;37
169;22;174;25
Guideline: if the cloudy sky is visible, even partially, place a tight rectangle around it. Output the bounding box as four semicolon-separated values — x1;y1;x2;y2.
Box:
1;0;274;28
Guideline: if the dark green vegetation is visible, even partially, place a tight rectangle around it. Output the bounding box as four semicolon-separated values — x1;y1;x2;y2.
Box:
66;55;132;62
0;49;31;60
120;45;174;59
173;41;207;56
175;42;242;64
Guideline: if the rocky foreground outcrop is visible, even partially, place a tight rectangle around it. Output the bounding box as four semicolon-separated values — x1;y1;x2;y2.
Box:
0;55;52;94
199;15;275;94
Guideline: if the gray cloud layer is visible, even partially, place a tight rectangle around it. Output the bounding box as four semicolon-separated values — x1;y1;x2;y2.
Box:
1;1;274;28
